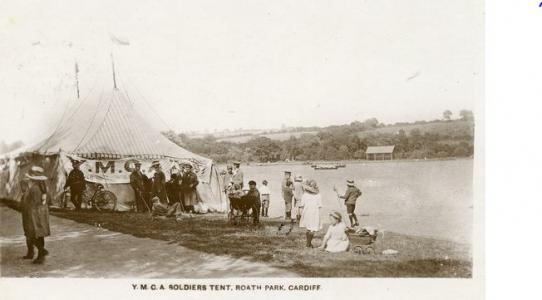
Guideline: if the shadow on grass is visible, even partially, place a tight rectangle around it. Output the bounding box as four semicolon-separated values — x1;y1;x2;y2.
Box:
1;199;471;277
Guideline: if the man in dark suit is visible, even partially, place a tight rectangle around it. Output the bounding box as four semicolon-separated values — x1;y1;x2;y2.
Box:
243;180;261;224
64;160;86;210
129;161;147;212
166;173;181;205
151;161;168;205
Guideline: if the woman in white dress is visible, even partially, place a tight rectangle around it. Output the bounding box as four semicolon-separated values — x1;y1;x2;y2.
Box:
299;179;322;248
319;211;350;253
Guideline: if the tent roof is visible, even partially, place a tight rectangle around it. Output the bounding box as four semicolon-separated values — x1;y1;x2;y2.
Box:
26;87;209;162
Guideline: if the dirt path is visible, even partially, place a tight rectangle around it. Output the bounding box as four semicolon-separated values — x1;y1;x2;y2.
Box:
0;204;296;278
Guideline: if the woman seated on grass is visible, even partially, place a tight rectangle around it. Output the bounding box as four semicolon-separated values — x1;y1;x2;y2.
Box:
319;211;350;253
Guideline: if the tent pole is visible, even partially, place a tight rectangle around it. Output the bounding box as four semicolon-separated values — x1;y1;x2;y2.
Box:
111;52;117;89
74;61;80;99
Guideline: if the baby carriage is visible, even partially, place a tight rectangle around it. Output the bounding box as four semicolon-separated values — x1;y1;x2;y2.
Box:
227;187;254;225
347;227;379;255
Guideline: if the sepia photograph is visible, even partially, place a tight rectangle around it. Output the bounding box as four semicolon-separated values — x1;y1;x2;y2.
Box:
1;0;484;297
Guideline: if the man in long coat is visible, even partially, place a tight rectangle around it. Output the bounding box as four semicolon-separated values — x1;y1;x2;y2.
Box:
181;164;199;213
21;166;50;264
129;161;147;212
151;161;168;205
63;160;86;210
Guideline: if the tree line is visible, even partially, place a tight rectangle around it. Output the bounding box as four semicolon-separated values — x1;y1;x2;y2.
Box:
163;112;475;163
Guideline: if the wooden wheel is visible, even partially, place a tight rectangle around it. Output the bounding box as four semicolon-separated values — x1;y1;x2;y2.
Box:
353;245;364;254
94;190;117;212
362;246;375;255
82;189;95;209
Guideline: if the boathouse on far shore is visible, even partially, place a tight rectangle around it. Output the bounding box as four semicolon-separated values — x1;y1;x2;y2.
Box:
365;145;395;160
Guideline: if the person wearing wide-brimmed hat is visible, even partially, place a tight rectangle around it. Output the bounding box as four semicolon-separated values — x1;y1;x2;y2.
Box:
21;166;51;264
63;159;86;210
180;163;199;213
319;211;350;253
150;160;168;205
130;160;148;212
299;179;322;248
333;179;362;226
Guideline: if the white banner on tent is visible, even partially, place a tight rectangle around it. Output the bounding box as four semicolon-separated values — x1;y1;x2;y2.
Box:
60;154;212;184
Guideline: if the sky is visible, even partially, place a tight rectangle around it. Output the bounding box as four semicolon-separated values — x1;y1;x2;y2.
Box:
0;0;483;145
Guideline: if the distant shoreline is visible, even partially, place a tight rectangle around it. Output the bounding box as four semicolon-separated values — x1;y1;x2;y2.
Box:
217;156;474;167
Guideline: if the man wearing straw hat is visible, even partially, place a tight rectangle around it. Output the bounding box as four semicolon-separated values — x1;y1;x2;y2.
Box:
333;179;362;227
21;166;51;264
63;159;86;210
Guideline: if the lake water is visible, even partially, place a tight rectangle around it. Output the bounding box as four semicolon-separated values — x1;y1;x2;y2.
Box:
229;159;473;244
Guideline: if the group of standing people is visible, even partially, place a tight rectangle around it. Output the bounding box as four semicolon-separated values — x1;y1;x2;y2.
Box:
295;177;362;252
223;162;263;224
221;162;364;253
129;160;200;215
281;171;305;223
280;172;362;252
62;158;201;214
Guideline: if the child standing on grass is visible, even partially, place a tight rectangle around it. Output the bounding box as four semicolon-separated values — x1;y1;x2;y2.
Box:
259;180;271;217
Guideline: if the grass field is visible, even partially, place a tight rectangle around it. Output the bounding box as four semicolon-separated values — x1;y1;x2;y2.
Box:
216;131;318;143
18;205;469;277
357;120;474;138
212;120;473;144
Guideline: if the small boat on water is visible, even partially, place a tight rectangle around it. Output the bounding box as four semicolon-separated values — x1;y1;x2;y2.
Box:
310;162;345;169
313;164;339;170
